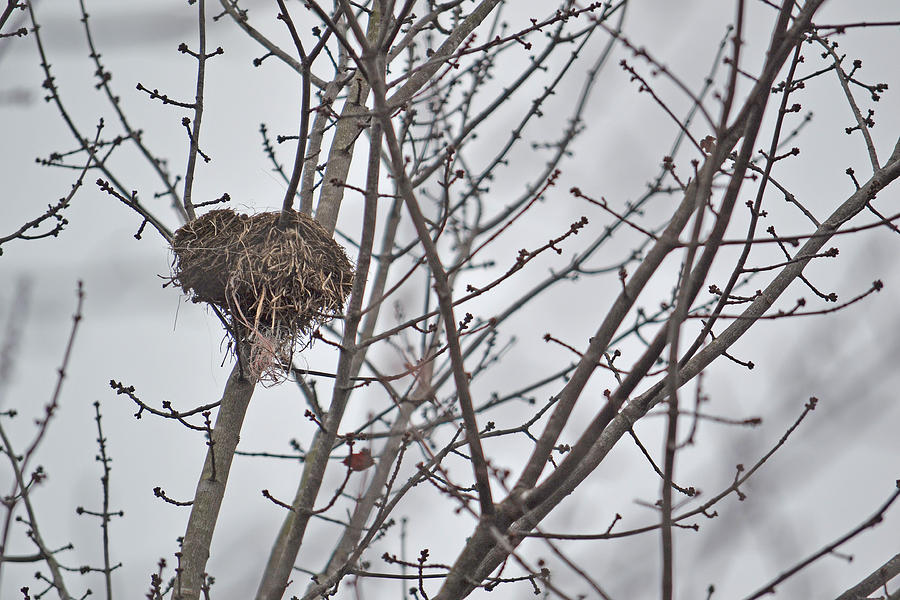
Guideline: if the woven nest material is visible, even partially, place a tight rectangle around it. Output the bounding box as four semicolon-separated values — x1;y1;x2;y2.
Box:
170;208;353;381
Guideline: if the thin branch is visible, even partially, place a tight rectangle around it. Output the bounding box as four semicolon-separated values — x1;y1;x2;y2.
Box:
254;118;382;600
815;35;880;171
372;75;495;518
743;485;900;600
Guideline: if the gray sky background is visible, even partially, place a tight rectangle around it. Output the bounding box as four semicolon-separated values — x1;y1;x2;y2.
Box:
1;1;899;599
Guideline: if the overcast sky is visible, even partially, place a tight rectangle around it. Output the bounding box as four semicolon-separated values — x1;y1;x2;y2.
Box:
2;2;899;599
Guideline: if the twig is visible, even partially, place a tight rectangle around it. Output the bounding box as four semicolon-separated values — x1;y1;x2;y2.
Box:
743;484;900;600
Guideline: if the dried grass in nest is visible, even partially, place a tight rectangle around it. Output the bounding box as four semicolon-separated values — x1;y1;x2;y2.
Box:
170;208;353;381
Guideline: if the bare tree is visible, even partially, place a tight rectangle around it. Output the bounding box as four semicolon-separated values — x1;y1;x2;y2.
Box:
2;1;899;600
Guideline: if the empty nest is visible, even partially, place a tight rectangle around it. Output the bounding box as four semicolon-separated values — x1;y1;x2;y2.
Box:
170;208;353;381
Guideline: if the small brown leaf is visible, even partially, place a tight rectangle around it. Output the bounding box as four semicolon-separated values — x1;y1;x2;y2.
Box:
343;448;375;471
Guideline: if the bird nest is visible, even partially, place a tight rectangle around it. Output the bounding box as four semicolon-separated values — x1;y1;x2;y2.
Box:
169;208;353;382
